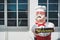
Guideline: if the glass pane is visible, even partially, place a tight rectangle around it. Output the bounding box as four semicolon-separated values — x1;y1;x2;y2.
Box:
7;4;16;11
49;0;58;3
48;12;58;18
38;0;47;3
0;4;4;11
0;12;4;18
7;12;16;18
18;12;28;18
0;0;4;3
49;4;58;11
38;4;47;12
18;0;28;3
45;12;47;17
0;20;4;25
18;4;28;11
49;20;58;26
7;20;17;26
18;20;28;26
7;0;16;3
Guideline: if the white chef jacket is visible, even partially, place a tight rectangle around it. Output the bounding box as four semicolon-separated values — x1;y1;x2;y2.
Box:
32;22;55;37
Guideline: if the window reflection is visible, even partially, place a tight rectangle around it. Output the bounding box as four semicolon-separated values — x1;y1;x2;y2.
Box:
7;12;16;18
18;12;28;18
48;12;58;18
0;12;4;18
18;0;28;3
49;0;58;3
49;4;58;11
18;20;28;26
0;20;4;25
18;4;28;11
0;0;4;3
7;0;16;3
7;4;16;11
38;0;47;3
0;4;4;11
7;20;17;26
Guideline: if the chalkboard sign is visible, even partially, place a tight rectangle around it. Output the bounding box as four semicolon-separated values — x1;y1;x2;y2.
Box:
35;28;54;33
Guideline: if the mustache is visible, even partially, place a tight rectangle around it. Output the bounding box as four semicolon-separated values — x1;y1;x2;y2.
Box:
37;16;41;18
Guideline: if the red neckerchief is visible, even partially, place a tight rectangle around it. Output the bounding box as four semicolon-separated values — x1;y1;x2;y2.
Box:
35;22;46;27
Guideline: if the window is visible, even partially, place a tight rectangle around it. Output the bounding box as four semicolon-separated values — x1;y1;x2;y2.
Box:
38;0;47;3
18;4;28;11
7;0;28;27
0;0;4;3
0;4;4;11
0;0;29;31
7;20;17;26
18;0;28;3
7;4;16;11
0;20;4;25
38;0;58;27
0;12;4;18
7;0;16;3
7;0;17;27
48;12;58;18
18;12;28;26
49;4;58;12
49;0;58;3
18;12;28;18
7;12;16;18
18;0;28;27
18;20;28;26
0;0;4;25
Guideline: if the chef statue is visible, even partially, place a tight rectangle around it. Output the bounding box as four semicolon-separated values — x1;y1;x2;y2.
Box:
32;6;55;40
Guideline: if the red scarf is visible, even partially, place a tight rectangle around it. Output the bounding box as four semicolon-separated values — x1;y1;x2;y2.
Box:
35;22;46;27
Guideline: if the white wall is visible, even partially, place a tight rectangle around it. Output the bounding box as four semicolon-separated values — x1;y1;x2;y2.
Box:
0;32;60;40
0;32;5;40
0;0;60;40
51;32;59;40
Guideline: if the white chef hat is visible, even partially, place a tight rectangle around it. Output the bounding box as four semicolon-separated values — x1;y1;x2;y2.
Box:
35;6;46;12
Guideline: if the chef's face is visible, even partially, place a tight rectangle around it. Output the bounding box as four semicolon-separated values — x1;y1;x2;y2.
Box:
36;11;45;21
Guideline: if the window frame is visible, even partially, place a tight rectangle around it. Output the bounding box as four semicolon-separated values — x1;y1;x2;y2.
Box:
38;0;58;27
0;0;29;31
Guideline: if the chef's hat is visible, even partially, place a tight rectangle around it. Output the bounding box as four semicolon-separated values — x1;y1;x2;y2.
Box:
35;6;46;15
35;6;46;12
